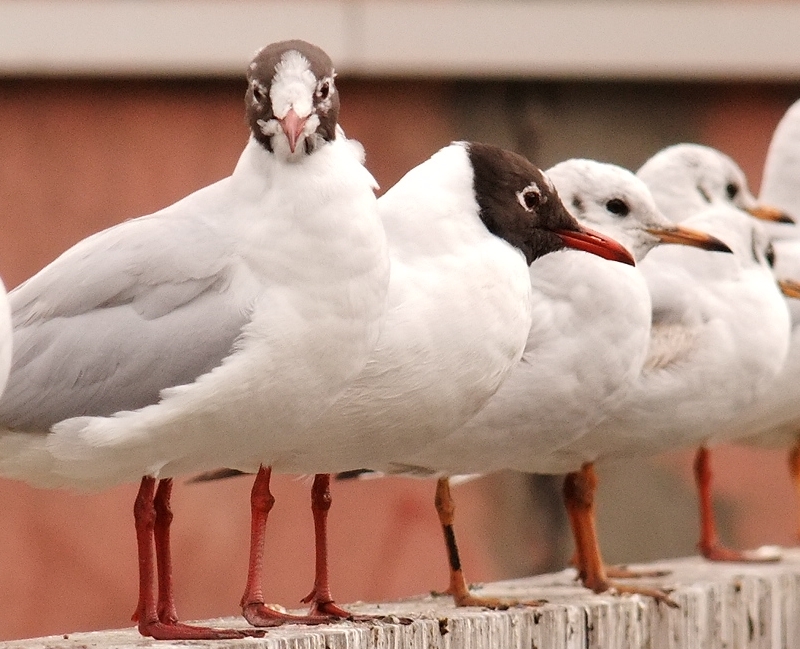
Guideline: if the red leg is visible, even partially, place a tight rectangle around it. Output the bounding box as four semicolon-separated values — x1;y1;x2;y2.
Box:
301;473;363;618
153;478;178;625
563;464;676;607
241;466;330;627
694;447;774;562
134;477;263;640
132;476;158;628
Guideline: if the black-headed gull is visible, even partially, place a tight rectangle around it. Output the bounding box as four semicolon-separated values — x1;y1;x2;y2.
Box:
343;159;730;607
0;40;390;640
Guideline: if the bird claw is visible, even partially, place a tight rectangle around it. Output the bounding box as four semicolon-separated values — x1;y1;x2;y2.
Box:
701;543;781;563
307;598;385;622
139;620;266;640
242;602;334;627
452;592;546;610
588;579;678;609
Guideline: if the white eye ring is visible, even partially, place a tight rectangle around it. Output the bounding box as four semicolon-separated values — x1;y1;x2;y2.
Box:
517;183;543;212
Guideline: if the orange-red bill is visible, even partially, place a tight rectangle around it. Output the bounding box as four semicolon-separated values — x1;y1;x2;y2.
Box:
555;225;636;266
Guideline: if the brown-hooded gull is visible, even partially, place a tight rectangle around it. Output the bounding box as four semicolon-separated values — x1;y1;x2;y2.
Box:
0;40;390;640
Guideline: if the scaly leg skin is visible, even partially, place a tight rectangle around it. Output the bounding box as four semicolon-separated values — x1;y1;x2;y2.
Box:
241;466;333;627
301;474;376;621
133;477;264;640
694;447;778;563
153;479;178;625
434;477;544;609
563;464;677;608
789;439;800;543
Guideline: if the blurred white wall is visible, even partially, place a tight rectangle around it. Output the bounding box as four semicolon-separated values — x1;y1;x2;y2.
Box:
2;1;800;79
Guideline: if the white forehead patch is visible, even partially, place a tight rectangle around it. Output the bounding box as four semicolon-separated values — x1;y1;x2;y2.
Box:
270;50;317;119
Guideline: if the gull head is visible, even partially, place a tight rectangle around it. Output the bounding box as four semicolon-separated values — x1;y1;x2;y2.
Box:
463;143;635;267
548;158;731;262
245;40;339;160
637;143;791;225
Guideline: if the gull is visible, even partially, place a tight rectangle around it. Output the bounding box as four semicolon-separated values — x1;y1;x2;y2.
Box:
343;159;730;607
720;98;800;541
193;148;638;620
637;143;796;562
637;143;793;226
0;40;390;640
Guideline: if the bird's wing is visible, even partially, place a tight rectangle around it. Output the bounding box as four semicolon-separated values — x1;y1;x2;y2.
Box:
0;210;256;430
639;248;704;372
643;319;699;371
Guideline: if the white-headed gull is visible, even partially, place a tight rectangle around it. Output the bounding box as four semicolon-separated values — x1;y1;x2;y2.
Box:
637;143;793;226
341;159;731;607
722;98;800;541
0;40;390;640
636;143;796;562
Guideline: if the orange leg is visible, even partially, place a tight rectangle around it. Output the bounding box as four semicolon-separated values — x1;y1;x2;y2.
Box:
566;547;667;579
133;477;263;640
241;466;332;626
789;439;800;543
694;447;776;562
434;477;543;609
563;464;676;607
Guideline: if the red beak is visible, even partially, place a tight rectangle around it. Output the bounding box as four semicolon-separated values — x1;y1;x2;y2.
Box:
554;225;636;266
279;108;308;153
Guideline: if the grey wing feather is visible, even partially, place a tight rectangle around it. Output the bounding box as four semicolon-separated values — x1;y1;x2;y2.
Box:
643;318;699;372
0;212;255;431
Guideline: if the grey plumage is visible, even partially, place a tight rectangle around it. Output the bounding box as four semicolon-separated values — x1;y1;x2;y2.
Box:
0;208;254;431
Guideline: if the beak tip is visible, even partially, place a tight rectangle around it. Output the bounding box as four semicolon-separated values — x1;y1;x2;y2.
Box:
711;240;733;254
779;214;796;225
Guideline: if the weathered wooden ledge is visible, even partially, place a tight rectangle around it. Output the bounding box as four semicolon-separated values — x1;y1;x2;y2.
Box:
6;549;800;649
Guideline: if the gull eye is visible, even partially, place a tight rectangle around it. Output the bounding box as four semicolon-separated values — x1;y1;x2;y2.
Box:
252;82;266;103
765;242;776;268
726;182;739;200
517;184;542;212
606;198;630;217
318;81;331;100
